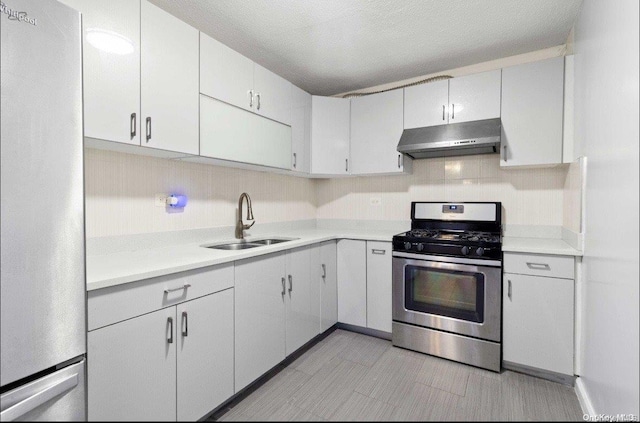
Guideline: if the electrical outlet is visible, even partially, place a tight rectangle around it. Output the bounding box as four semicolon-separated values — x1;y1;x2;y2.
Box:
370;197;382;206
155;193;167;207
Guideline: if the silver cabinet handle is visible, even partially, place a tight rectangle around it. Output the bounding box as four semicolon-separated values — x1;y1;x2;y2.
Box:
321;264;326;279
181;311;188;337
442;105;445;121
0;372;78;421
167;317;173;344
130;113;136;139
398;154;401;168
281;277;286;296
164;283;191;294
345;158;349;172
526;262;551;271
145;117;151;142
248;90;254;108
451;104;455;120
288;274;293;293
256;92;261;110
503;145;507;162
371;249;386;255
508;280;512;299
293;152;297;168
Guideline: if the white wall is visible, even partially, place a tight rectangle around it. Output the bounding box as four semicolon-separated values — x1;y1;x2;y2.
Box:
574;0;639;415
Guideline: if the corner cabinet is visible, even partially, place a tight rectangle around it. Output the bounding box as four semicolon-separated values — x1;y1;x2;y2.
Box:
350;90;412;175
502;252;575;377
500;56;565;167
87;264;235;421
311;96;351;176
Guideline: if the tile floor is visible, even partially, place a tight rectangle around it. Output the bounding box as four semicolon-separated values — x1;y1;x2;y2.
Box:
214;329;583;421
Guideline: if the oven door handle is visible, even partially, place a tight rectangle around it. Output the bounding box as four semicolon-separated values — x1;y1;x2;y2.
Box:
392;251;502;267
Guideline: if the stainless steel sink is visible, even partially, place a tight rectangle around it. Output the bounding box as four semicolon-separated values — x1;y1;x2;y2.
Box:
202;237;299;251
204;242;262;250
252;238;298;245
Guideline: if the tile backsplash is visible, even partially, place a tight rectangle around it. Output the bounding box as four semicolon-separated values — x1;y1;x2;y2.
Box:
316;154;570;226
86;149;577;238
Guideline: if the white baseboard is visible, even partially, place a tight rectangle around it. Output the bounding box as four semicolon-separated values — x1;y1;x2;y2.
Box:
575;377;596;416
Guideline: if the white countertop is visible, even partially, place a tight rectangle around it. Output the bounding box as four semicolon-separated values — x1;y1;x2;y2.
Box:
87;228;582;292
502;236;582;257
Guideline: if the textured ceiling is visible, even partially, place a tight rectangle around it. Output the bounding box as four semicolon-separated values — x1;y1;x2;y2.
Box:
149;0;583;96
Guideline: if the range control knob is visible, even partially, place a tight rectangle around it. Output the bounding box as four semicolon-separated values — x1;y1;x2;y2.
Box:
461;246;469;255
404;242;412;250
417;243;425;252
476;247;485;256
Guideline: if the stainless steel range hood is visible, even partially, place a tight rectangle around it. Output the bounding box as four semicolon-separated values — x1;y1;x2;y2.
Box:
397;118;501;159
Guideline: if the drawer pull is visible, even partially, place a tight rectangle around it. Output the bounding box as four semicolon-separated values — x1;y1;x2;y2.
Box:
164;283;192;294
508;280;512;300
371;249;386;255
526;262;551;271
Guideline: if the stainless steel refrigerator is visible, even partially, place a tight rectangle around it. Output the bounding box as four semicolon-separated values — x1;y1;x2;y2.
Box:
1;0;86;420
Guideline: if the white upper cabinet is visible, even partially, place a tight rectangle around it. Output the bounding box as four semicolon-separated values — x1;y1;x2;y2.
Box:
253;64;292;125
200;34;291;126
448;69;502;123
60;0;141;145
404;79;449;129
290;85;312;173
311;96;351;175
350;89;411;175
200;32;254;111
501;56;565;167
141;1;199;155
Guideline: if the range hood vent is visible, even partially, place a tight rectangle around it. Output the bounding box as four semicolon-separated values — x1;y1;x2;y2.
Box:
397;118;501;159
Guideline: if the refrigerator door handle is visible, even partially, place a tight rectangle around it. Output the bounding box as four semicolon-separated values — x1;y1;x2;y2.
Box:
0;373;78;421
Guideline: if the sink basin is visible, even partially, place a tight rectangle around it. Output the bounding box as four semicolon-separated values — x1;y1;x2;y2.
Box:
204;242;262;250
202;237;299;251
252;237;299;245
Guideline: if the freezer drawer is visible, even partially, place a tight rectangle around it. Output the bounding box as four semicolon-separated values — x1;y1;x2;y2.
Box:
0;359;85;422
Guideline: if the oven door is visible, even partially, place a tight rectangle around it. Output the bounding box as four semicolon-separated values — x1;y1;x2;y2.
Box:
392;252;501;342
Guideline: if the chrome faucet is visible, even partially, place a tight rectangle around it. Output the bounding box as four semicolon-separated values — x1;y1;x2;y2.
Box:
235;192;255;239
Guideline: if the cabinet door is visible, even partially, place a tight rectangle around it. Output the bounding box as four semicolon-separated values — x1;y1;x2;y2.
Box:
200;32;254;111
253;63;292;125
141;1;199;154
449;69;501;123
403;79;449;129
337;240;367;327
60;0;140;145
351;89;409;175
234;253;286;391
88;307;176;421
366;241;392;333
311;96;351;175
285;246;321;355
177;289;234;421
503;273;574;375
200;95;292;169
320;241;338;332
291;85;312;173
501;57;564;167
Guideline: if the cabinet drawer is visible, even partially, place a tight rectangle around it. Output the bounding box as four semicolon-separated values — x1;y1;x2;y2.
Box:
88;264;234;331
504;253;574;279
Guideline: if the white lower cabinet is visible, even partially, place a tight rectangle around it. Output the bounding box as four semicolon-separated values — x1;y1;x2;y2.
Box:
319;241;338;332
337;240;367;327
366;241;392;333
503;253;575;376
234;247;321;391
177;290;234;421
337;240;393;333
88;288;234;421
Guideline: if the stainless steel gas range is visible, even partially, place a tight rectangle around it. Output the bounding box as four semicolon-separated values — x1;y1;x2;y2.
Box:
391;202;503;372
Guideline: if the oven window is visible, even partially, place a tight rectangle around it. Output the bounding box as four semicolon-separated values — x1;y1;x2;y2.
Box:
404;265;485;323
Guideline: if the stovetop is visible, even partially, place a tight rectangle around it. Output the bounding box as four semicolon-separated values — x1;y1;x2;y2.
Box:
393;229;502;260
402;229;501;244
